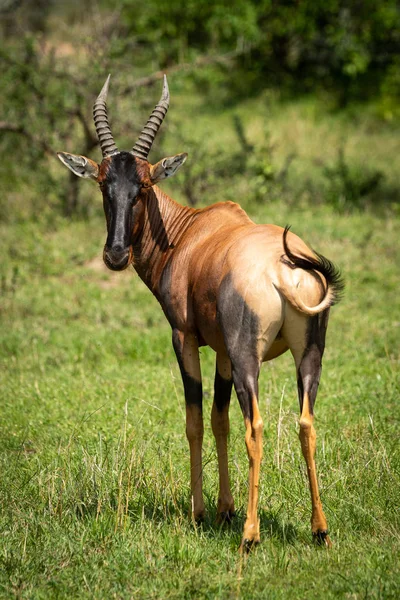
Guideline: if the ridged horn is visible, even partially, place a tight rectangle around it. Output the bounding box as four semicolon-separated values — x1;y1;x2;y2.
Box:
93;74;118;157
132;75;169;159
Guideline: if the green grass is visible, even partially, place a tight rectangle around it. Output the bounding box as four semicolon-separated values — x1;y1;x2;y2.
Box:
1;98;400;598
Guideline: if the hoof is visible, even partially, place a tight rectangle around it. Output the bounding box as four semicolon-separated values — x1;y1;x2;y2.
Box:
216;510;236;525
313;530;332;548
190;509;205;525
194;513;205;525
240;537;260;554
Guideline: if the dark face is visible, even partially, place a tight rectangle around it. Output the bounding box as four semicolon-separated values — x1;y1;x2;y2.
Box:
101;152;144;271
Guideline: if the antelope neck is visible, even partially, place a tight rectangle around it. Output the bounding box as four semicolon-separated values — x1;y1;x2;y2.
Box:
133;186;197;293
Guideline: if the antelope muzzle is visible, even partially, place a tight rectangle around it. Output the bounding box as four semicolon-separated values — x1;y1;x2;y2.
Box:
103;245;133;271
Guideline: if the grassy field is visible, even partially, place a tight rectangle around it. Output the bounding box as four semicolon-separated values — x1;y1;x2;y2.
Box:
1;96;399;598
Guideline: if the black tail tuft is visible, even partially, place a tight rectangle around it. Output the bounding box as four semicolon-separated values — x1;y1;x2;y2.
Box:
281;225;345;306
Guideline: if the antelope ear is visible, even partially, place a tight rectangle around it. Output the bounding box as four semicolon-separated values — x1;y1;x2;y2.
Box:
57;152;99;180
149;153;187;184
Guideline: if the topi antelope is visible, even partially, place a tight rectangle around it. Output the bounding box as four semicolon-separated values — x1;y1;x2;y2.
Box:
57;75;343;551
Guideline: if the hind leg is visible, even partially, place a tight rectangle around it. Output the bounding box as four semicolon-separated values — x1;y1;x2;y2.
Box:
231;357;263;550
299;390;330;546
218;277;284;550
211;352;235;522
283;308;331;546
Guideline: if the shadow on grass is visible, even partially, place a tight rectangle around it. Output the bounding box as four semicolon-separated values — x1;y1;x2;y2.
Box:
27;469;303;548
120;497;299;546
259;511;298;544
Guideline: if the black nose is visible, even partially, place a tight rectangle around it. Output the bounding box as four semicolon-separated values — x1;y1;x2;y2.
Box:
103;246;131;271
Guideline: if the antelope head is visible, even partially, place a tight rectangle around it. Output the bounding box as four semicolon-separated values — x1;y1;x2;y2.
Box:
57;75;187;271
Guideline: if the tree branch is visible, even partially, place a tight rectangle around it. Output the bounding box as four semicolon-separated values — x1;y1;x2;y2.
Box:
0;49;245;161
0;121;55;156
118;50;244;95
65;108;98;152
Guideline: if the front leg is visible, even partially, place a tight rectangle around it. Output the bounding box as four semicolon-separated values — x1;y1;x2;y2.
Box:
172;329;204;521
212;353;235;522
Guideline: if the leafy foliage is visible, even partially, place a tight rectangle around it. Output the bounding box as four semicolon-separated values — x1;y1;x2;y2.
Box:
121;0;400;107
321;148;384;212
0;0;399;222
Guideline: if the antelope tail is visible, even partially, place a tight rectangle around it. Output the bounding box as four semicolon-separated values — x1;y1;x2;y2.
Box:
279;226;344;316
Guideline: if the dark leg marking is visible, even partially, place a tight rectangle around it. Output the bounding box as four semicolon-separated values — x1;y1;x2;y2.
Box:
217;272;261;421
212;357;235;523
232;362;263;551
172;329;203;407
297;310;330;414
297;310;331;547
217;274;266;550
214;368;233;412
172;329;204;521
